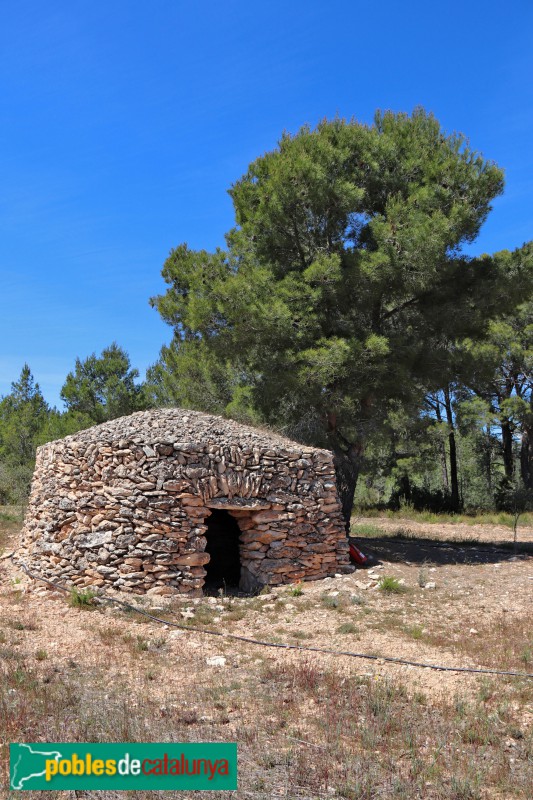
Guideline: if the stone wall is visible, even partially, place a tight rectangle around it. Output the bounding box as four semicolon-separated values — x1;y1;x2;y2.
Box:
19;409;353;596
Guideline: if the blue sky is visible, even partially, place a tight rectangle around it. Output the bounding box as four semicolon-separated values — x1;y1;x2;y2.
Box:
1;0;532;408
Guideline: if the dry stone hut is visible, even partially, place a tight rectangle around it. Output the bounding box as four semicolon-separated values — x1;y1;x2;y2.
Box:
19;409;353;596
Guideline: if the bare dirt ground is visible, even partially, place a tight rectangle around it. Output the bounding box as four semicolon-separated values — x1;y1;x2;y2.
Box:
1;512;532;799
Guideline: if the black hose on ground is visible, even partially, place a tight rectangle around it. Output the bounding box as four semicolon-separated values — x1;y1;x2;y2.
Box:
11;556;533;680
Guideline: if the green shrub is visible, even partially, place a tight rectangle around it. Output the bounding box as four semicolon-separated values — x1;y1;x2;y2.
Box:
68;586;96;608
321;594;341;610
336;622;359;635
378;576;406;594
350;523;382;537
288;582;303;597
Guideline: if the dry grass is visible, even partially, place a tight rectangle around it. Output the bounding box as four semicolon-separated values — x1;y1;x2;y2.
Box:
1;513;532;799
357;596;533;677
0;505;21;553
1;653;531;799
356;507;533;528
424;613;533;674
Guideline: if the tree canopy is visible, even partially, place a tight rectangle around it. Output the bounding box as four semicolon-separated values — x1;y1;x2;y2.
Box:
0;346;148;504
60;343;148;424
150;109;533;527
0;365;48;467
0;365;50;502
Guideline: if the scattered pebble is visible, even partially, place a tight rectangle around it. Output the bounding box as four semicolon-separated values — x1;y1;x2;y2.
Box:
206;656;226;667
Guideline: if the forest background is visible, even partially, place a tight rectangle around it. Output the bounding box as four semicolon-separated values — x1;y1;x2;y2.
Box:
2;109;532;527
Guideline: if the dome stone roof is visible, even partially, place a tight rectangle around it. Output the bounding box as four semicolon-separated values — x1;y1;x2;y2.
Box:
47;407;330;459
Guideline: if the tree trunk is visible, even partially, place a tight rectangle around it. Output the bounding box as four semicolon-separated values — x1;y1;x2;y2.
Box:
443;387;460;512
332;445;363;533
520;426;533;489
399;474;412;504
434;400;449;491
485;429;493;492
440;442;449;492
501;420;514;479
326;410;364;532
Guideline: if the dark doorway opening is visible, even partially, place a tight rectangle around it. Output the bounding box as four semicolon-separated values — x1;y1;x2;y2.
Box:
203;509;242;593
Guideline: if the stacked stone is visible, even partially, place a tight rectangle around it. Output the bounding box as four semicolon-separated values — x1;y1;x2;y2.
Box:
19;409;352;596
